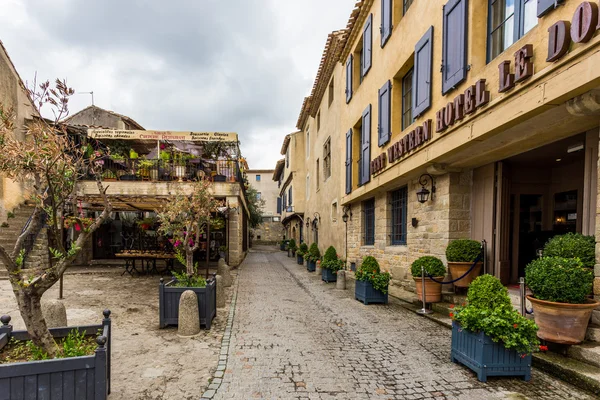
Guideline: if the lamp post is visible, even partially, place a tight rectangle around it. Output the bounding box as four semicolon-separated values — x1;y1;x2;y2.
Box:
342;205;352;264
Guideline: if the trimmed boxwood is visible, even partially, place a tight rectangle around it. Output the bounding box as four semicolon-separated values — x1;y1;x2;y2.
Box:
288;239;297;253
446;239;481;262
323;246;337;262
306;243;321;262
355;256;390;294
543;233;595;268
525;257;593;304
296;243;308;258
411;256;446;277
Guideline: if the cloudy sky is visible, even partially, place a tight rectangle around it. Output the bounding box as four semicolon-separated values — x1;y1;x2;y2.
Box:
0;0;354;169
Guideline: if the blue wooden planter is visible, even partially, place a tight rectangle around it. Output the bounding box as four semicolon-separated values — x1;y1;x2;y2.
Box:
322;268;337;283
297;255;304;265
451;321;531;382
159;277;217;329
307;260;316;272
0;311;112;400
355;280;388;305
279;243;285;251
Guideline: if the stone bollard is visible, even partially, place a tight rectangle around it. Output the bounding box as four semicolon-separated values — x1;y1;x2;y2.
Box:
216;275;226;308
336;271;347;290
315;261;322;276
41;299;67;328
178;290;200;337
218;258;226;269
217;263;233;288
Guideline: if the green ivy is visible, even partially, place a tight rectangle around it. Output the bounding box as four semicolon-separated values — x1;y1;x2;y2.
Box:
526;257;592;304
445;239;481;262
543;233;596;268
355;256;390;294
411;256;445;277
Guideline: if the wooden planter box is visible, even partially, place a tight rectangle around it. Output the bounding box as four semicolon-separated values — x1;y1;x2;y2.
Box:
296;255;304;265
280;243;285;251
355;280;388;305
307;260;316;272
159;278;217;330
451;321;531;382
322;268;337;283
0;311;112;400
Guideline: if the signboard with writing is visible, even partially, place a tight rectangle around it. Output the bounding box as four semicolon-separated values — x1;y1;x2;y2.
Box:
87;129;239;143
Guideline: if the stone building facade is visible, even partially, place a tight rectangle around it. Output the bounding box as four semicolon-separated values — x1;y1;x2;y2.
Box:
247;169;283;243
277;0;600;311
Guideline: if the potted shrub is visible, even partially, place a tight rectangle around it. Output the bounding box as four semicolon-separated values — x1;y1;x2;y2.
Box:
452;275;538;382
288;239;297;257
355;256;390;305
279;240;285;251
0;310;112;399
446;239;482;288
542;232;595;268
321;246;344;283
526;256;598;344
102;169;117;181
296;243;308;265
411;256;446;303
306;243;320;272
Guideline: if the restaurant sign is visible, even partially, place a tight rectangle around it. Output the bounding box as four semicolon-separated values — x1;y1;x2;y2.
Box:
87;129;239;143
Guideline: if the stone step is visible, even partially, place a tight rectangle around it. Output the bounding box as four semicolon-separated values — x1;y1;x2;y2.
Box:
441;292;467;305
587;324;600;343
533;351;600;396
568;343;600;368
431;302;455;317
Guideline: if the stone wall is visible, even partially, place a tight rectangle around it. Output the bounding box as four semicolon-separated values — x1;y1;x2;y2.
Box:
253;221;284;244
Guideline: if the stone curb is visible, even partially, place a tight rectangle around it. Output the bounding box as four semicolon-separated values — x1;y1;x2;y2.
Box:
199;276;239;400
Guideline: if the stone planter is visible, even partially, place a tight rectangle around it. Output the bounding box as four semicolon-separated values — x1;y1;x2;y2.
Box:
451;321;531;382
448;262;482;288
159;278;217;329
307;260;316;272
0;311;112;400
322;268;337;283
296;255;304;265
355;280;388;305
414;277;444;303
527;296;600;344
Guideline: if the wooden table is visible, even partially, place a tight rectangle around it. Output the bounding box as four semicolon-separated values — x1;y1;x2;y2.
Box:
115;252;176;276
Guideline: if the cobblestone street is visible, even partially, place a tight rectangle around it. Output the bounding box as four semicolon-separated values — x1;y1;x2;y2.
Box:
212;248;595;400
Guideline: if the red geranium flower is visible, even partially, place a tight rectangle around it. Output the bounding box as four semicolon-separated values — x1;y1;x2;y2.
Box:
539;345;549;352
449;312;454;318
513;324;518;329
449;304;455;309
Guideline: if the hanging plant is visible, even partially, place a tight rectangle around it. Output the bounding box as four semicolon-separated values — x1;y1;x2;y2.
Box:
210;216;225;231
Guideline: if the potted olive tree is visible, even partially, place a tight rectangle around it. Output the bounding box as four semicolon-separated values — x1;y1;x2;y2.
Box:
446;239;482;288
355;256;390;305
288;239;297;257
411;256;446;303
306;243;320;272
321;246;344;283
526;256;597;344
296;243;308;265
452;275;538;382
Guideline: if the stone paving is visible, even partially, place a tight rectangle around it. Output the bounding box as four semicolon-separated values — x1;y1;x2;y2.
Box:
211;247;595;400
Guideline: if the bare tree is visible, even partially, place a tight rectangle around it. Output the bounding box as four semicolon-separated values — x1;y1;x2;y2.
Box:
0;79;112;357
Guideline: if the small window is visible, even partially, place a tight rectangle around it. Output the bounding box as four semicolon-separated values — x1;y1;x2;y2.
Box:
316;159;320;190
273;216;281;222
255;174;261;182
488;0;537;61
323;137;331;179
257;192;262;200
328;78;334;107
331;202;338;222
390;187;408;245
363;198;375;245
402;68;413;130
404;0;414;14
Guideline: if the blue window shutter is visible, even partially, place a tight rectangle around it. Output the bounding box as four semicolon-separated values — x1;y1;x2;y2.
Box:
346;55;353;104
362;14;373;77
537;0;564;17
345;129;353;194
413;26;434;117
378;80;391;147
381;0;393;47
277;197;282;214
289;187;292;205
442;0;468;95
361;105;372;186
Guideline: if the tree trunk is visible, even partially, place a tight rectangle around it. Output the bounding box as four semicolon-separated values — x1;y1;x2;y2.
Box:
186;249;194;276
16;290;59;358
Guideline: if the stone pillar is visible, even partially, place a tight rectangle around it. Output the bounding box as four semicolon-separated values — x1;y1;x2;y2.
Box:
41;299;67;328
336;270;346;290
178;290;200;337
216;275;226;308
217;262;232;287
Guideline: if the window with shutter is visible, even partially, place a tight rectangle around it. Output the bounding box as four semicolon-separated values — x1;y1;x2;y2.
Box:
378;80;391;147
362;14;373;78
381;0;393;47
345;129;353;194
488;0;537;61
442;0;468;95
402;69;414;130
360;105;372;186
277;197;282;214
413;27;434;118
289;187;292;206
537;0;563;17
346;55;353;103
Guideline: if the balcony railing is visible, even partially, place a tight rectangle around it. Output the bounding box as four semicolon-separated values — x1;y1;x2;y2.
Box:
88;158;244;185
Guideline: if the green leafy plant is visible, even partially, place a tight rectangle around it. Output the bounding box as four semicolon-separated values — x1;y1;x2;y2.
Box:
61;329;97;358
411;256;446;278
543;233;595;268
355;256;390;294
453;274;539;355
526;257;593;304
288;239;297;252
296;243;308;258
321;246;344;272
323;246;338;262
6;212;14;219
446;239;481;262
26;341;50;361
306;243;321;262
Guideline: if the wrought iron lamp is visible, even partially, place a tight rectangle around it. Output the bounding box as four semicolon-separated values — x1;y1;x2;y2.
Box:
417;174;436;204
342;205;352;224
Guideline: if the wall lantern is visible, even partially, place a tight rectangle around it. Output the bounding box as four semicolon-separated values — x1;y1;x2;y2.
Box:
342;205;352;224
306;217;310;228
417;173;436;204
313;212;321;224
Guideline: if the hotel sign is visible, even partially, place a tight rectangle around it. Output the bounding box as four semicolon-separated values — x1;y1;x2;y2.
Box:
87;129;238;143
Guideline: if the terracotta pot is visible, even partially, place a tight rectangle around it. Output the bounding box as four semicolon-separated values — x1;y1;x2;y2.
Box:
527;296;600;344
448;262;482;288
414;277;444;303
